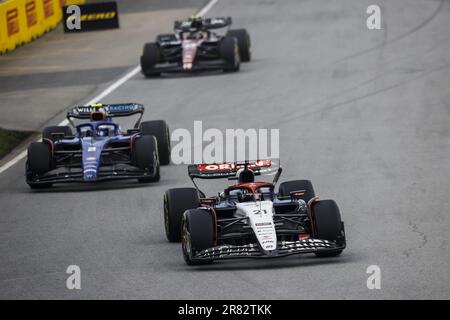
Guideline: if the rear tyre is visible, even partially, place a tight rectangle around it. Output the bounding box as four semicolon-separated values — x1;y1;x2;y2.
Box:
312;200;345;257
133;135;160;182
278;180;316;203
164;188;200;242
220;37;240;72
226;29;251;62
140;120;171;165
182;209;214;265
42;126;72;142
27;142;53;189
140;42;161;77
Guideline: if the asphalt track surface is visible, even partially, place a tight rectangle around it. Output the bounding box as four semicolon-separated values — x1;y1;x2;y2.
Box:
1;0;449;299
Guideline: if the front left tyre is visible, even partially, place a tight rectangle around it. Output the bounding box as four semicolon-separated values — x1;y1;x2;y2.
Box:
26;142;53;189
182;209;215;265
312;200;345;257
133;135;160;183
140;120;171;165
226;29;251;62
220;37;240;72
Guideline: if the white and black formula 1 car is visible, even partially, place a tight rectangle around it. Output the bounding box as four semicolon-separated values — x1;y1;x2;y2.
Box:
26;103;171;189
140;16;251;76
163;160;346;265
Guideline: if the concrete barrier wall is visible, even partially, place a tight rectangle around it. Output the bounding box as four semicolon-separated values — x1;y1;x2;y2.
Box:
0;0;85;54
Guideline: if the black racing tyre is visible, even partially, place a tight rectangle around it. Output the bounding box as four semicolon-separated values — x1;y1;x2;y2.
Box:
163;188;200;242
133;135;160;182
220;36;240;72
42;126;72;142
312;200;345;257
27;142;53;189
156;33;177;42
182;209;214;265
278;180;316;203
226;29;251;62
140;42;161;77
140;120;171;165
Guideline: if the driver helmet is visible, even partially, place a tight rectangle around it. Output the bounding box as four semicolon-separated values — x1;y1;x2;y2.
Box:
237;168;255;184
189;15;204;29
90;110;107;122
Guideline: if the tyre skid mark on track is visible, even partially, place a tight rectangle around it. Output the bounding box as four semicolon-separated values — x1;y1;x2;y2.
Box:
334;0;445;64
403;221;428;258
270;60;450;127
275;19;450;130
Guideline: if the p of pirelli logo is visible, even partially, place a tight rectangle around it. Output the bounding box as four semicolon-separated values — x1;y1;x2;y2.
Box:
6;9;19;36
63;1;119;33
26;1;38;27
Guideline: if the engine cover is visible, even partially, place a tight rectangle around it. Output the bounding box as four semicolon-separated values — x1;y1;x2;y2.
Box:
235;201;277;253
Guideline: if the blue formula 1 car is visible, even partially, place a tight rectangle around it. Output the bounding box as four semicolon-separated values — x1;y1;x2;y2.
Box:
26;103;171;189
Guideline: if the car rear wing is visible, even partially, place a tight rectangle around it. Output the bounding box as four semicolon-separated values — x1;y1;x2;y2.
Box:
188;159;282;198
188;159;280;179
66;103;144;128
174;17;232;32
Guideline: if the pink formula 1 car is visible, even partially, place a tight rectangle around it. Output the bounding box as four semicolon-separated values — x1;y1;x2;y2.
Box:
140;16;251;76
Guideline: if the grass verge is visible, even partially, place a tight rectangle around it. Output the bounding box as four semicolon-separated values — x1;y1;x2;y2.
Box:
0;127;32;160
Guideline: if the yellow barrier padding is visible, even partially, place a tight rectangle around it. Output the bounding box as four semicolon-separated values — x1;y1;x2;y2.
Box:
0;0;85;54
25;0;44;39
61;0;86;5
0;0;22;53
40;0;61;31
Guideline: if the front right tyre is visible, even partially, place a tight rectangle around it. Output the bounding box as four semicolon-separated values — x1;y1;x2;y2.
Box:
133;135;160;182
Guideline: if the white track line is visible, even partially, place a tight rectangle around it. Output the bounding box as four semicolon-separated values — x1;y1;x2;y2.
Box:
197;0;218;16
0;0;219;176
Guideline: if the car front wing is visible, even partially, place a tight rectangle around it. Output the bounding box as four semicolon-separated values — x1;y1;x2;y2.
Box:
193;238;346;260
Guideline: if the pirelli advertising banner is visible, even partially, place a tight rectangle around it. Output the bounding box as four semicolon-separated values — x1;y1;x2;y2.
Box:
63;1;119;33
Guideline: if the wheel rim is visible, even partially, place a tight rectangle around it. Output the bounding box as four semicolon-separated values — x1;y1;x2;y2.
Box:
182;220;193;260
163;194;170;236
